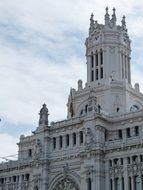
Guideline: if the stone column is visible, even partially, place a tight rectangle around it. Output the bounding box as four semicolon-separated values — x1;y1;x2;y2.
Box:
131;176;134;190
124;157;129;190
140;175;143;190
112;178;115;190
98;51;101;80
105;160;110;190
87;55;92;83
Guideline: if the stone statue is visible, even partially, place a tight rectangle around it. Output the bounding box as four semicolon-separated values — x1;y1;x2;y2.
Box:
39;103;49;126
34;139;42;159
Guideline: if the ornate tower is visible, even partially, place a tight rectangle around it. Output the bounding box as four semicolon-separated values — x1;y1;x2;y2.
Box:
86;7;131;87
67;7;143;118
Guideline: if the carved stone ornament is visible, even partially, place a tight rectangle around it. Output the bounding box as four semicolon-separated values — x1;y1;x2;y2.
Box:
53;178;79;190
33;175;41;190
85;128;95;149
34;139;43;160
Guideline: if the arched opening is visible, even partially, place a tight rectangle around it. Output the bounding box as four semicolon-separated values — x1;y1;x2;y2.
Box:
53;178;79;190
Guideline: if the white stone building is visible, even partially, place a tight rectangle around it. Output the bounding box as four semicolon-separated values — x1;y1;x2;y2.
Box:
0;7;143;190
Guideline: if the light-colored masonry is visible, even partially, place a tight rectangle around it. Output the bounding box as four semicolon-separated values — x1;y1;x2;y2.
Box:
1;7;143;190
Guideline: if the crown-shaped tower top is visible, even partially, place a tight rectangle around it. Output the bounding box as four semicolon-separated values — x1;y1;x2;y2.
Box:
85;7;131;87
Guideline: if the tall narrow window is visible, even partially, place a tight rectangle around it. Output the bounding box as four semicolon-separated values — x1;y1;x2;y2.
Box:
91;70;94;81
100;49;103;65
28;149;32;157
59;136;63;149
129;177;131;190
53;137;56;149
110;179;113;190
126;128;131;138
80;131;83;144
96;52;98;66
66;134;69;147
122;177;124;190
73;133;76;146
87;178;92;190
91;54;94;68
127;157;130;164
135;126;139;136
100;67;103;78
96;69;98;80
118;130;122;139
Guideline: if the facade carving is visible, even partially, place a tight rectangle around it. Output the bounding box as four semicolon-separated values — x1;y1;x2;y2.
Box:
0;7;143;190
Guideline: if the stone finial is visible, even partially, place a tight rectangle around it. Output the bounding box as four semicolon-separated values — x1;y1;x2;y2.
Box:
39;103;49;126
105;6;110;26
78;79;83;91
121;15;126;30
110;7;117;27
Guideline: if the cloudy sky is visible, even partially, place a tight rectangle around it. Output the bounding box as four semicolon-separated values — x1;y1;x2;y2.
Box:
0;0;143;160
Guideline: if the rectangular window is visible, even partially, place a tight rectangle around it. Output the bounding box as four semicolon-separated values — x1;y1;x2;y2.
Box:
59;136;63;149
96;69;98;80
80;131;83;144
73;133;76;146
91;70;94;81
66;134;69;147
96;53;98;66
53;137;56;149
91;55;94;68
126;128;131;138
100;50;103;65
118;130;122;139
135;126;139;136
100;67;103;78
28;149;32;157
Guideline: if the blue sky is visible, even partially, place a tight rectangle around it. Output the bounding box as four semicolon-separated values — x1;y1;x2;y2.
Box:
0;0;143;160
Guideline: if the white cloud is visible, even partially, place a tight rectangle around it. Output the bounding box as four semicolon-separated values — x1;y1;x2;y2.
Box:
0;133;18;160
0;0;143;157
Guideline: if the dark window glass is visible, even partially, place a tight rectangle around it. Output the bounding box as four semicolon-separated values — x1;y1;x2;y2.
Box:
28;149;32;157
118;130;122;139
66;134;69;147
80;131;83;144
101;67;103;78
135;126;139;136
73;133;76;146
91;70;94;81
53;137;56;149
126;128;130;138
96;69;98;80
59;136;63;148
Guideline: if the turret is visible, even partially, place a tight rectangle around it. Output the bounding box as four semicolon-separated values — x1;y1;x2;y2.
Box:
85;7;131;88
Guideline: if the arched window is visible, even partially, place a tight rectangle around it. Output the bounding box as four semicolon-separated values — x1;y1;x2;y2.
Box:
87;178;92;190
66;134;69;147
79;131;83;144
